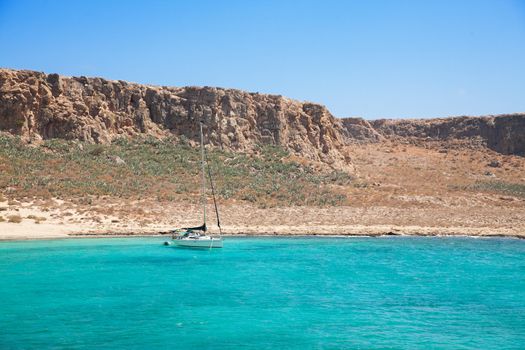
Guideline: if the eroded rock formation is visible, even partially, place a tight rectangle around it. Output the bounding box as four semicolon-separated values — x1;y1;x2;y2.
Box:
1;68;524;164
340;118;384;143
0;68;349;166
368;114;525;155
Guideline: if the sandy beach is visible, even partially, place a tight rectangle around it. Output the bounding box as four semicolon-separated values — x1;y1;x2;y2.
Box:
1;143;524;241
1;196;524;240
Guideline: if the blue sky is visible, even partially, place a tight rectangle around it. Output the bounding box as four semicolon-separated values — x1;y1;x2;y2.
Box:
1;0;524;119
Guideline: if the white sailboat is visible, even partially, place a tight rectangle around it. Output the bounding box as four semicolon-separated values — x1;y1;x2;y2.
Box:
170;121;223;248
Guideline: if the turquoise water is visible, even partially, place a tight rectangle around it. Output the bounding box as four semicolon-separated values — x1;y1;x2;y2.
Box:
1;237;524;349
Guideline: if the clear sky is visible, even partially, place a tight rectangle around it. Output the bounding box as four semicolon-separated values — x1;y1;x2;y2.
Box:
1;0;524;119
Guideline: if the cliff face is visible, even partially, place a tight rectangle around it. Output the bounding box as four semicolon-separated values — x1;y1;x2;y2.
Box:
339;117;384;143
1;68;524;163
368;114;525;155
0;69;349;165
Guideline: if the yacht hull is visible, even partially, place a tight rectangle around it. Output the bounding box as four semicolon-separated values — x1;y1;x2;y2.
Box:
174;238;223;248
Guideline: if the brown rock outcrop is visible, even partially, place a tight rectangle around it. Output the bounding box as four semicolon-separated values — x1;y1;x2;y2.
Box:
369;114;525;155
1;68;524;164
340;117;384;143
0;68;349;166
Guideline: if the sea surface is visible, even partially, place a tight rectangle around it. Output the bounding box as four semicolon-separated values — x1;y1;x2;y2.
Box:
1;236;524;349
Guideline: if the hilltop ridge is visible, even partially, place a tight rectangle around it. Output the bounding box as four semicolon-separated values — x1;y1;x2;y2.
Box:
0;69;525;174
368;114;525;155
0;68;348;166
1;68;524;169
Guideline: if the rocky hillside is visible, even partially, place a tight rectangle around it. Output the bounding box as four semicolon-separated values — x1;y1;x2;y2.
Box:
0;68;349;166
340;114;525;155
1;68;524;165
368;114;525;155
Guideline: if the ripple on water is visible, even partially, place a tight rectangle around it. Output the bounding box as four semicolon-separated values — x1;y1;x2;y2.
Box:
0;236;524;349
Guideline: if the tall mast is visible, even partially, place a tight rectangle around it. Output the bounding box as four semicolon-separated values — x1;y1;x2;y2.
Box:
199;121;207;227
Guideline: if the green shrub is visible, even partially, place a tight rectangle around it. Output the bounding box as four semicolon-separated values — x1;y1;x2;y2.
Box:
88;145;105;156
43;139;72;153
0;136;350;206
469;181;525;198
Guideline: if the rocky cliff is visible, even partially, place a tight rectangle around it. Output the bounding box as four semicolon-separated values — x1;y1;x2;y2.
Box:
1;68;524;164
367;114;525;155
339;117;385;143
0;68;349;166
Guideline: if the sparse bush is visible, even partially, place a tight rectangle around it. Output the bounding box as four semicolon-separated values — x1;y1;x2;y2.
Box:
323;171;353;185
26;215;47;223
43;139;72;153
15;119;25;128
89;145;105;156
178;135;189;146
240;191;257;203
7;215;22;223
112;137;129;147
469;181;525;198
143;136;162;147
0;135;350;207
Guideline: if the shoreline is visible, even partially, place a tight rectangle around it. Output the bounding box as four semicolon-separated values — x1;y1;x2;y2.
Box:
1;198;524;242
1;228;524;241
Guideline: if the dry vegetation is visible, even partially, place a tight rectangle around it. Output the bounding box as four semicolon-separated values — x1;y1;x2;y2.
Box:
26;214;47;223
7;214;22;223
346;141;525;205
0;135;352;207
0;135;524;237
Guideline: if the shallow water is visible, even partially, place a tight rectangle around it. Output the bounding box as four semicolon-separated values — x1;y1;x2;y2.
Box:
1;236;524;349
